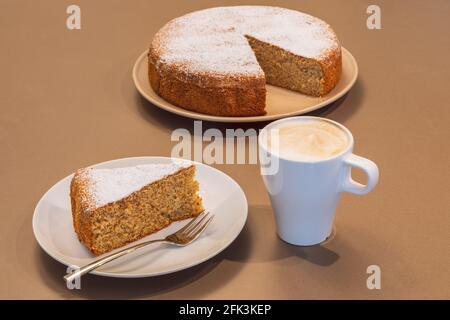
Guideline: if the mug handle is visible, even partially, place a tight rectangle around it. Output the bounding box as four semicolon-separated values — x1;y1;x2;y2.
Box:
341;154;379;195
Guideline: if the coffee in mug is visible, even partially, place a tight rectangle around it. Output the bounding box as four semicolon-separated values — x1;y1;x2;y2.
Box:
266;118;350;161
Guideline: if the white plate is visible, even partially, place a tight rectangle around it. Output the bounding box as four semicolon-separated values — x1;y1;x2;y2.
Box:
133;47;358;123
32;157;248;278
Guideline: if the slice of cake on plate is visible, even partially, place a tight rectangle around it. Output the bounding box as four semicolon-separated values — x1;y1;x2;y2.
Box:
70;161;203;255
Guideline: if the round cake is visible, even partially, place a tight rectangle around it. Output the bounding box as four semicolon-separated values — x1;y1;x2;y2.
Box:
149;6;341;117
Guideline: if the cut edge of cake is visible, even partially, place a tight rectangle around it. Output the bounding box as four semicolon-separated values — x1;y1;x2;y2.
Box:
245;35;341;97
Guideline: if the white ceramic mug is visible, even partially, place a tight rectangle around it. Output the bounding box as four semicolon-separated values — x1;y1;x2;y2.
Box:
259;116;379;246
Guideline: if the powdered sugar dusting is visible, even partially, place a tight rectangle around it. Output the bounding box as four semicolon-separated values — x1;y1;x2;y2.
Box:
151;6;340;78
80;161;192;209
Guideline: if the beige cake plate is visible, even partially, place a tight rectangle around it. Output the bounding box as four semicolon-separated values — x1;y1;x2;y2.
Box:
133;47;358;123
32;157;248;278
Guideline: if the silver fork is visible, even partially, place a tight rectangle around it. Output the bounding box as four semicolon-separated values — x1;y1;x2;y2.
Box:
64;211;213;285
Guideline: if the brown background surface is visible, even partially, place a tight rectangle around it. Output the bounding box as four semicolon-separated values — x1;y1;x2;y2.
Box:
0;0;449;299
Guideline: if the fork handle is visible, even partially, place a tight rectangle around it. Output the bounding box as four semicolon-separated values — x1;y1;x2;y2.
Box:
64;239;166;285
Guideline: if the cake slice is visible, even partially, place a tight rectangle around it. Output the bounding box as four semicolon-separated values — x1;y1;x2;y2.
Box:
70;162;203;255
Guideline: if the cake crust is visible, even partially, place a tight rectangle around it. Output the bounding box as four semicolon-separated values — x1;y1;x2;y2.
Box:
148;58;267;116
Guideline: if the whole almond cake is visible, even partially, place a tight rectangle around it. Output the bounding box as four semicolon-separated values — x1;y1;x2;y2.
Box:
70;162;203;255
149;6;342;117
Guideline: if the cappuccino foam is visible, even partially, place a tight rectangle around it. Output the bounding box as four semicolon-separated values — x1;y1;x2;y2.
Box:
266;119;349;161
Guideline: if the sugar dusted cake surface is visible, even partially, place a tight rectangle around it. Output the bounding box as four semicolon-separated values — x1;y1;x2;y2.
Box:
78;162;191;210
150;6;340;87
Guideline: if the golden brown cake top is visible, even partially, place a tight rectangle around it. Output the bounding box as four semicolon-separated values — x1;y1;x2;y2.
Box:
73;161;193;211
150;6;340;87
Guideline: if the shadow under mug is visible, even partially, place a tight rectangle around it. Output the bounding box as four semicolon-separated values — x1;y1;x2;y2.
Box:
259;116;379;246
